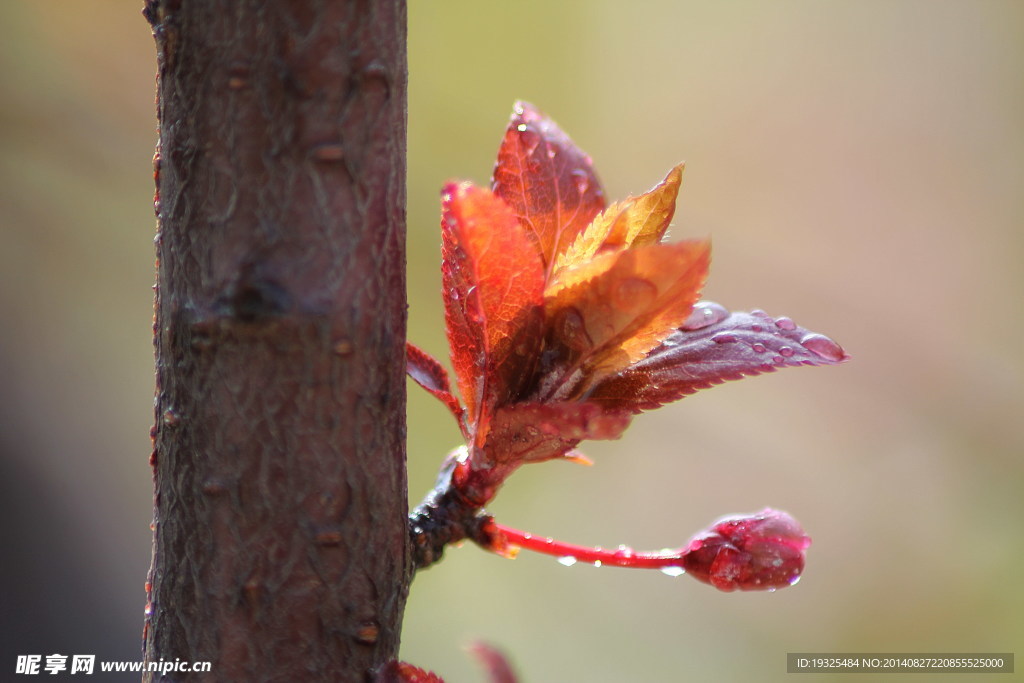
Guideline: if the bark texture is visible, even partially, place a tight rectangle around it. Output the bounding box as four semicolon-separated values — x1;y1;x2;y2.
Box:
142;1;409;680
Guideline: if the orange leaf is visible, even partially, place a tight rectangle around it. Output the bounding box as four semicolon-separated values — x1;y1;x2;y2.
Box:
554;164;684;274
542;240;711;396
441;182;545;436
492;101;606;278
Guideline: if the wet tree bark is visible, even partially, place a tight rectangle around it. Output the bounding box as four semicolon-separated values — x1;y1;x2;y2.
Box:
142;2;409;681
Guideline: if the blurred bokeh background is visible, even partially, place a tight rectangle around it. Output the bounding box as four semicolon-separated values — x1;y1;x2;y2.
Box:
2;1;1021;681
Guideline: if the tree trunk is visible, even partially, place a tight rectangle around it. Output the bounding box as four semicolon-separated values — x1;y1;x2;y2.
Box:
142;2;409;681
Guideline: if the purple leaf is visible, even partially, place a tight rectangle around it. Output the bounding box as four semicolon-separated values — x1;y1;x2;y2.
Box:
586;302;848;412
407;341;465;428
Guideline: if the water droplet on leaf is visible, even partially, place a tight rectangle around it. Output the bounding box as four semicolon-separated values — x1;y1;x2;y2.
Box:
555;307;592;351
570;169;590;194
681;301;729;330
800;333;846;362
774;316;796;331
613;277;658;310
712;333;736;344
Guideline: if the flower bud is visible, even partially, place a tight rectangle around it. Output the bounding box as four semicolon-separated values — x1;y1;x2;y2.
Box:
681;508;810;591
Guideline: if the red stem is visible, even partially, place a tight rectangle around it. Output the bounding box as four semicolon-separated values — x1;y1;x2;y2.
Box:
490;521;685;570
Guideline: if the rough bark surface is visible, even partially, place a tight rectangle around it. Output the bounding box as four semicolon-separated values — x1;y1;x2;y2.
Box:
142;1;409;681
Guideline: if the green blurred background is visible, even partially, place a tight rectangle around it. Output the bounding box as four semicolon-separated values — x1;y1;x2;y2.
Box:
2;1;1022;681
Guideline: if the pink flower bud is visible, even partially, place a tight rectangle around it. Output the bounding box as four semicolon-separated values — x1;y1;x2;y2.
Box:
681;508;810;591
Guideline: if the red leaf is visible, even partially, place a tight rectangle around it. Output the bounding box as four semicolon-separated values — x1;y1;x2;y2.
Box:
406;342;466;431
441;182;545;440
492;101;606;276
587;303;849;412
